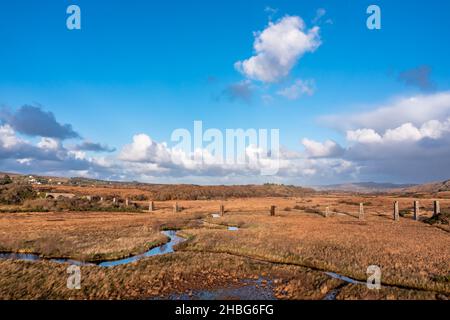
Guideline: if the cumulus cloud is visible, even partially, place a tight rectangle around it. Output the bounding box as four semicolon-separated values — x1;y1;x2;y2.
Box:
322;91;450;132
73;141;116;153
0;124;23;148
312;92;450;182
302;119;450;183
118;134;172;164
0;123;363;184
0;124;53;161
4;91;450;185
301;138;343;158
346;119;450;144
398;65;436;91
0;110;112;179
113;132;349;183
235;16;321;83
0;105;80;139
277;79;315;99
346;129;382;144
0;104;118;179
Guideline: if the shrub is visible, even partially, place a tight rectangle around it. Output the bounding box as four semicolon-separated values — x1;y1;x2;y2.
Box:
424;211;449;225
0;175;13;185
19;197;144;213
131;194;149;201
304;208;323;215
0;183;36;204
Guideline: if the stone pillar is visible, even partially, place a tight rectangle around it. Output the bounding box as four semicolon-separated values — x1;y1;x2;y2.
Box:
433;200;441;217
220;205;225;216
414;201;420;221
100;197;104;202
270;205;276;216
149;201;154;212
325;207;330;218
125;198;129;207
359;203;365;220
394;201;399;221
173;202;179;213
113;197;116;204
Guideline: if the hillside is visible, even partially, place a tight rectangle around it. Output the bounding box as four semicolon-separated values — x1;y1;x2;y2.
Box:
313;182;416;193
399;179;450;193
0;172;315;200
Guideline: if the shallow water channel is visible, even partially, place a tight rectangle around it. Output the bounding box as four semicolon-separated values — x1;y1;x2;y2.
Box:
0;225;361;299
0;230;186;267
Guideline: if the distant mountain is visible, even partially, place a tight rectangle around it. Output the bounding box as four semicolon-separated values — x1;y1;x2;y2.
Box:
398;179;450;193
313;182;417;193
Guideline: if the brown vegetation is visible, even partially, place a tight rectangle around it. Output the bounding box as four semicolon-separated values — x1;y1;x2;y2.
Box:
32;183;315;201
0;186;449;300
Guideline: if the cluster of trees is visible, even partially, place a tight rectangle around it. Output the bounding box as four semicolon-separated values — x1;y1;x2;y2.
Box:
144;184;315;201
0;175;36;205
19;197;143;213
0;175;13;185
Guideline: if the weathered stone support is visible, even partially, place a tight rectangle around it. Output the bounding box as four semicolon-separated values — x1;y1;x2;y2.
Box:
359;203;365;220
394;201;400;221
149;201;154;212
414;201;420;221
270;205;276;216
433;200;441;217
220;205;225;216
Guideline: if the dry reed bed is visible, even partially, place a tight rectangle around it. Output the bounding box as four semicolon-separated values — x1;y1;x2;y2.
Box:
184;209;449;294
0;196;448;299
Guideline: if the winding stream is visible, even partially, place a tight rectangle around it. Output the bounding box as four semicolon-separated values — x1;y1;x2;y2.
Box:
0;230;186;267
0;224;362;299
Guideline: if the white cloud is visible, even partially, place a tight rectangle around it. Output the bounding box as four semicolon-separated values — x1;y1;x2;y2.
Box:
235;16;321;83
302;138;343;158
296;91;450;183
0;124;23;148
347;119;450;144
419;119;450;139
322;91;450;132
37;137;60;150
0;123;105;177
118;134;172;164
383;123;423;142
346;129;382;144
4;91;450;185
277;79;315;100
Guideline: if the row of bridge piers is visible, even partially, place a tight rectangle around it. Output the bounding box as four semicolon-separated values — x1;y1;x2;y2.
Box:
323;200;441;221
44;193;443;219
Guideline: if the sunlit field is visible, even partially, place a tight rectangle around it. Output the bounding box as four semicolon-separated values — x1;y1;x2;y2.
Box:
1;184;448;300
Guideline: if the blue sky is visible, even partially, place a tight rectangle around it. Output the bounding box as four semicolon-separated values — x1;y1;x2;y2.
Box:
1;1;450;185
